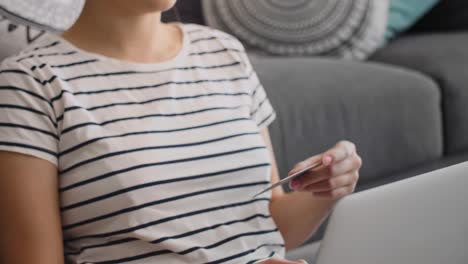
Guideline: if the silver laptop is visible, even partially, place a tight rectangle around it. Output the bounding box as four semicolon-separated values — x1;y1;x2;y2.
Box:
315;161;468;264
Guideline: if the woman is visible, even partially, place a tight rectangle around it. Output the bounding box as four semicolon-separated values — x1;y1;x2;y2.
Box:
0;1;362;263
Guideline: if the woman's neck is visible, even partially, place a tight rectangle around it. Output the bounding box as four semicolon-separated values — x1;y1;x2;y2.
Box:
61;1;183;64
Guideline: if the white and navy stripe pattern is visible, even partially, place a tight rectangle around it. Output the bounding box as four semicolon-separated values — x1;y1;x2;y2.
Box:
0;24;284;263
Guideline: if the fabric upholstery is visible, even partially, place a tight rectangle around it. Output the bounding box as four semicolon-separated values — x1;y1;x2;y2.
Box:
412;0;468;32
0;15;45;61
371;32;468;155
0;0;83;31
286;241;321;264
385;0;439;41
250;55;443;185
161;0;205;25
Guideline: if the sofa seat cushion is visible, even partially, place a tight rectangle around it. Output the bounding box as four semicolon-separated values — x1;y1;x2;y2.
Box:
371;32;468;154
250;55;443;185
286;241;321;264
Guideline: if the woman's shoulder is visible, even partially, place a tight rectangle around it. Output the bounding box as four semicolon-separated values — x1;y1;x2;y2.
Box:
0;32;89;83
182;23;246;52
4;34;71;66
0;34;71;98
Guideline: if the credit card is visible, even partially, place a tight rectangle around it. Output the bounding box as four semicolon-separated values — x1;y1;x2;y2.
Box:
253;160;322;197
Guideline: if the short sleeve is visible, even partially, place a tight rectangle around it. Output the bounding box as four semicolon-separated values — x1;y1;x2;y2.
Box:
0;59;59;166
231;39;277;129
249;72;277;129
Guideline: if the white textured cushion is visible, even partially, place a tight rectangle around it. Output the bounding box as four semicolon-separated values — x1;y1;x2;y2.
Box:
0;16;46;61
0;0;84;31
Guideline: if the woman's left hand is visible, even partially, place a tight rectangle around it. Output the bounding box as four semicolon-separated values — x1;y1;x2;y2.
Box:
288;140;362;200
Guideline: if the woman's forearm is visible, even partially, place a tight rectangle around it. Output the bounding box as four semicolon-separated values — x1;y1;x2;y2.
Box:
261;129;361;250
269;192;336;250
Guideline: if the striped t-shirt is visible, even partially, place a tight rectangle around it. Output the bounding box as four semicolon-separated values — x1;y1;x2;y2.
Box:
0;24;285;263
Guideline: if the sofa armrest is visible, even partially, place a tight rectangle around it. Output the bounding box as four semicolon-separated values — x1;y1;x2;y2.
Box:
250;55;443;184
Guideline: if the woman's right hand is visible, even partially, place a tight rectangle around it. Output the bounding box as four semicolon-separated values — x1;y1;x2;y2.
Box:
258;258;308;264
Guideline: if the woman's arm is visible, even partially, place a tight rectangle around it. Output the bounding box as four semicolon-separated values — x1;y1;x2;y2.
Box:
0;151;64;264
261;129;361;250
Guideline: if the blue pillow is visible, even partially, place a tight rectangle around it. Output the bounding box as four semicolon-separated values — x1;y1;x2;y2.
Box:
385;0;440;41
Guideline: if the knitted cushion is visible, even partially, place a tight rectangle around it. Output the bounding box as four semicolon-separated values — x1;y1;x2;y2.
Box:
202;0;389;60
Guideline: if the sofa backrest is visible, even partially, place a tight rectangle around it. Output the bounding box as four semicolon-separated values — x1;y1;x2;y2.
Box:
163;0;468;34
411;0;468;32
162;0;204;25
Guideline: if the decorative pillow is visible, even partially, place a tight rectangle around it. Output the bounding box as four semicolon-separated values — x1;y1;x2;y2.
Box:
0;0;84;31
385;0;440;41
0;16;46;61
202;0;389;60
411;0;468;32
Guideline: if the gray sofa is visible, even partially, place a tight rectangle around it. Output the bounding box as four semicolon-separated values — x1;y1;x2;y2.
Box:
163;2;468;262
254;31;468;197
262;32;468;262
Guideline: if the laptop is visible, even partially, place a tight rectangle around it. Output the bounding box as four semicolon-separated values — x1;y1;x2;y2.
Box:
315;161;468;264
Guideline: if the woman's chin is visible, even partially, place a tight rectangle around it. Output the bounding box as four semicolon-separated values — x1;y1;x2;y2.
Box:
113;0;177;14
136;0;177;13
